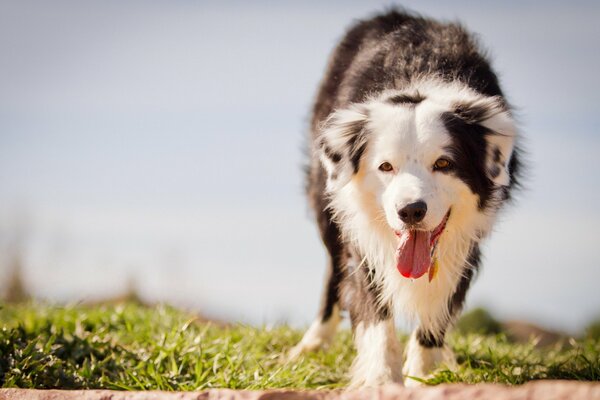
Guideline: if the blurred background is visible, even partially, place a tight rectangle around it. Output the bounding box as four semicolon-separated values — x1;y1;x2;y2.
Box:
1;0;599;334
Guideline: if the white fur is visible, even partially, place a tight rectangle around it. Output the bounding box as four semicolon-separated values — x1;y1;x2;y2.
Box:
322;79;516;335
403;330;457;387
288;305;341;360
349;320;403;388
318;79;517;386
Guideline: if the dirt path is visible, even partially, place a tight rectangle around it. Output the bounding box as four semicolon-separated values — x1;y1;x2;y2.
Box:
1;381;599;400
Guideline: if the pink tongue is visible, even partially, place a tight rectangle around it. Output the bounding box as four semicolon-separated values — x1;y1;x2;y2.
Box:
396;230;431;279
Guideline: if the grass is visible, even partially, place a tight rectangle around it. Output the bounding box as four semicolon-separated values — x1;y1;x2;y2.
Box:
0;302;598;390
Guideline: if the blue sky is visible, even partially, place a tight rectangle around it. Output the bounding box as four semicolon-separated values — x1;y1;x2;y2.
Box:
1;1;599;332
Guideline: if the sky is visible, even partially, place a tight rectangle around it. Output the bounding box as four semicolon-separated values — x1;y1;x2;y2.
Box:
0;0;599;333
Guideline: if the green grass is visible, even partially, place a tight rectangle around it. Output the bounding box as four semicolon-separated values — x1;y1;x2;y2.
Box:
0;302;598;390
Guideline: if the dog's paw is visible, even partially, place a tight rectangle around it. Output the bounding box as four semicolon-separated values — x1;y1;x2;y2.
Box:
403;375;427;387
347;372;403;390
286;329;329;361
286;309;341;362
402;335;456;386
286;340;320;361
348;358;404;389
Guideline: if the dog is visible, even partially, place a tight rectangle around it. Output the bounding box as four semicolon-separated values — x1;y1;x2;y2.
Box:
289;9;521;388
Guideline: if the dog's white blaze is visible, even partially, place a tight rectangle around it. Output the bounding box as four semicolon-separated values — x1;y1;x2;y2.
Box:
350;320;403;388
403;330;457;386
367;99;454;233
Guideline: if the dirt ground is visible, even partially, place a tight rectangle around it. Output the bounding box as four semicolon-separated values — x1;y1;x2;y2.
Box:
1;381;599;400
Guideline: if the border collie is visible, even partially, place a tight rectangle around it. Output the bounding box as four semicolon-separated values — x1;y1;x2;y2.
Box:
290;9;521;387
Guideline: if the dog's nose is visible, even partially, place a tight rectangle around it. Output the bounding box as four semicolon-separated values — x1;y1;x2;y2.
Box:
398;201;427;224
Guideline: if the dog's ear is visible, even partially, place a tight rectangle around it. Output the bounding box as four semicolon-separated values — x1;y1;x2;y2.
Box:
452;96;517;187
317;105;369;192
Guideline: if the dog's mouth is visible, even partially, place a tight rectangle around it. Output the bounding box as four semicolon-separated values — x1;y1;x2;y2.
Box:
395;210;450;280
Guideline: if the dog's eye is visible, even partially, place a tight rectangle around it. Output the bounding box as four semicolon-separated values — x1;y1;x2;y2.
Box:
378;162;394;172
433;158;453;172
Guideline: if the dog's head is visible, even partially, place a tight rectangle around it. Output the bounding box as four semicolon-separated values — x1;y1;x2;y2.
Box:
318;81;517;279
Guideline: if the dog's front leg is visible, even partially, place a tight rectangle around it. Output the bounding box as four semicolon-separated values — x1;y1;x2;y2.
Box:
349;318;403;388
346;265;402;388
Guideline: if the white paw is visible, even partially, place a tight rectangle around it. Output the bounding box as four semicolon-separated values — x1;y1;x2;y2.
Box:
287;336;323;361
402;332;456;386
349;321;403;388
404;375;427;387
287;307;341;361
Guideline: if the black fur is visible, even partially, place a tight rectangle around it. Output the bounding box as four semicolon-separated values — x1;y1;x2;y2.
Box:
492;146;502;163
305;8;520;349
387;92;425;105
441;112;495;209
349;142;367;174
489;146;503;178
312;168;347;323
448;244;481;317
345;119;369;174
326;10;505;109
342;261;392;326
323;145;342;163
454;101;502;124
416;329;445;348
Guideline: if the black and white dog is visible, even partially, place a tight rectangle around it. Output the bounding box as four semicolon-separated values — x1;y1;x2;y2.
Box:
290;9;521;387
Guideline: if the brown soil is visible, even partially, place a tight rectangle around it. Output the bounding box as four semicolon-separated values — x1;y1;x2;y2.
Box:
1;381;599;400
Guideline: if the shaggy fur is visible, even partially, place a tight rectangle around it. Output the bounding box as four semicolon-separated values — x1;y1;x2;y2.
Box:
291;9;521;388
